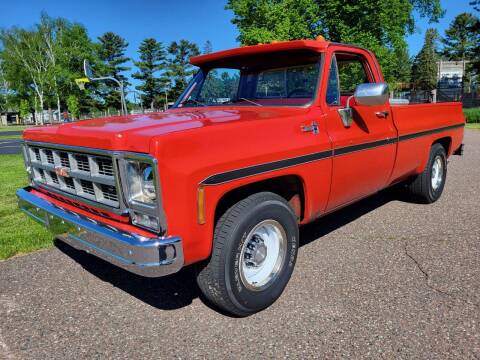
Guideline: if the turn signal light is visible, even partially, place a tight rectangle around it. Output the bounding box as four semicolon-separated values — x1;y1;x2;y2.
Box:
197;186;206;225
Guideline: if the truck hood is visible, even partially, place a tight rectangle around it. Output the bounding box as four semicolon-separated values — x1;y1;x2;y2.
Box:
23;107;309;153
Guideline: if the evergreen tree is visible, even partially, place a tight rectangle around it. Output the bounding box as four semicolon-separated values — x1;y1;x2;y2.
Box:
133;38;166;109
412;29;439;92
203;40;213;54
392;46;412;85
97;32;130;110
166;40;200;101
469;1;480;74
441;13;478;61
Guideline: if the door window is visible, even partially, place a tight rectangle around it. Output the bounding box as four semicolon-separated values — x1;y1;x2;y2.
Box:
326;56;340;105
336;54;372;96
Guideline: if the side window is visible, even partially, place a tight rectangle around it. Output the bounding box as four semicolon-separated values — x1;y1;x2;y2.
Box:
337;56;371;95
326;56;340;105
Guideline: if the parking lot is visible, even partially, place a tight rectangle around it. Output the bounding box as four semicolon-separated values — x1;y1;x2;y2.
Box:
0;130;479;359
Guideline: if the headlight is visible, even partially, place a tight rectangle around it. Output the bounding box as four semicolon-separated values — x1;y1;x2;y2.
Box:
122;156;163;233
126;161;157;204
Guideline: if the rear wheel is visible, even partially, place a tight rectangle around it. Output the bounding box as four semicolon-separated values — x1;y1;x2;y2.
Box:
196;192;299;316
406;143;447;203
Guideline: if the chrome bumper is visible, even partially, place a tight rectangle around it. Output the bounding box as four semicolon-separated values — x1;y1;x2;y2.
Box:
16;188;183;277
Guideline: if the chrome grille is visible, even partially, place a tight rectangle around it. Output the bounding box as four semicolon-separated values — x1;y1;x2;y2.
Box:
44;150;54;164
49;171;60;185
59;152;70;167
75;154;90;172
97;158;114;177
26;144;120;208
100;184;119;202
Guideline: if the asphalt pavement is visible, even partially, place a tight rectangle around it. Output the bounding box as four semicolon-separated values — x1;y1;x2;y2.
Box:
0;131;23;137
0;130;23;154
0;139;22;155
0;130;479;359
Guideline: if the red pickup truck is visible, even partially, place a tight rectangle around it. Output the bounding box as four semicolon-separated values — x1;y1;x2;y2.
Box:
17;39;464;316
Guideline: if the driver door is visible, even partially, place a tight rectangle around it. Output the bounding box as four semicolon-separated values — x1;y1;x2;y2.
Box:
325;52;397;211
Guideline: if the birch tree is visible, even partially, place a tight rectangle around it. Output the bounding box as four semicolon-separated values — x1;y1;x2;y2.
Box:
0;28;52;124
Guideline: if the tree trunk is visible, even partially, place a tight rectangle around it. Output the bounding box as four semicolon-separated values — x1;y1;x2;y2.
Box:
38;95;45;125
34;96;38;125
56;93;61;122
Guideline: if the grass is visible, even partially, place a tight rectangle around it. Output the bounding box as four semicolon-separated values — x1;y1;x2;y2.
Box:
466;123;480;129
0;135;22;140
0;154;52;260
0;125;30;132
463;107;480;124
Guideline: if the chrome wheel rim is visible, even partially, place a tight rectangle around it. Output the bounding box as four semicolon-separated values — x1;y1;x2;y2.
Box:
239;220;287;291
431;156;443;191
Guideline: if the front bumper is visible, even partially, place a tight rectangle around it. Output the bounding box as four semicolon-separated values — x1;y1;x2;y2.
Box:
16;188;183;277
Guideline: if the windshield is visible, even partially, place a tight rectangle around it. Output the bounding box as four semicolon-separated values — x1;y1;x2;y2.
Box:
174;60;321;108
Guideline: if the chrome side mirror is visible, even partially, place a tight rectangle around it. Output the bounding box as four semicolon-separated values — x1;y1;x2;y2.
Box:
337;83;389;128
354;83;389;106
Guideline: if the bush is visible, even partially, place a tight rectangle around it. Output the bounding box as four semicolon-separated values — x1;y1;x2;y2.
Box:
463;107;480;123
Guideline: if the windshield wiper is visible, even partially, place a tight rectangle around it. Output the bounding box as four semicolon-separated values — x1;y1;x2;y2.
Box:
236;98;263;107
183;98;207;107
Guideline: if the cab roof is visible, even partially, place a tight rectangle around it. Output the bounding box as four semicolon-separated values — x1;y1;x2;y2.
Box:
190;40;331;66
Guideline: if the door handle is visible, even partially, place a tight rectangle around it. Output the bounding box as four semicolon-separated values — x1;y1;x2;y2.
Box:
375;111;389;118
301;121;319;135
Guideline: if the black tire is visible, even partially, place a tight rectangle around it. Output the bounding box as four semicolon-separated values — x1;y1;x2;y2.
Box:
196;192;299;316
406;143;447;204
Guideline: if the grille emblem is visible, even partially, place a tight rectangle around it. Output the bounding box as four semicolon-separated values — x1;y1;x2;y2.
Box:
55;166;70;178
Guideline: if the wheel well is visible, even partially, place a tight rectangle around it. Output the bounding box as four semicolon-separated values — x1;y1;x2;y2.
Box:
214;175;305;224
433;137;452;154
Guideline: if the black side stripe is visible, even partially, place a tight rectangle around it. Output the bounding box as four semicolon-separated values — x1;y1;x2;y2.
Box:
334;138;396;156
201;123;464;185
202;150;333;185
398;123;464;142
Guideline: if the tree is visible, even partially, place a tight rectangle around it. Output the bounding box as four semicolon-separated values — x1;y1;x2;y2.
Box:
1;13;100;122
412;28;439;93
225;0;444;84
392;45;412;86
0;60;14;112
97;32;130;110
66;95;80;119
469;1;480;74
19;99;30;121
37;13;64;121
132;38;166;109
166;40;200;101
203;40;213;54
0;28;51;124
442;13;478;61
441;12;479;92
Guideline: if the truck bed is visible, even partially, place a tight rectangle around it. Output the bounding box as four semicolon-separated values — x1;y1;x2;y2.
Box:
389;101;465;183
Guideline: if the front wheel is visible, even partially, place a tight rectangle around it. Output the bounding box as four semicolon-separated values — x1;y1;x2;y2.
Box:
196;192;299;316
406;143;447;203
